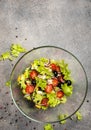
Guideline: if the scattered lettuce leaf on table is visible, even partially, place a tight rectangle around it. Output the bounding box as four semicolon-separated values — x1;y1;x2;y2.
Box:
58;114;68;124
0;43;27;61
10;44;27;57
76;111;82;120
0;52;13;61
44;124;54;130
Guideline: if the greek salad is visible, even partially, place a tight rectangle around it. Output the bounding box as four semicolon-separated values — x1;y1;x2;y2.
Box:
17;58;73;110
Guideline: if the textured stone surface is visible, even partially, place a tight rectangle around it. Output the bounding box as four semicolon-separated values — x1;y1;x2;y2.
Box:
0;0;91;130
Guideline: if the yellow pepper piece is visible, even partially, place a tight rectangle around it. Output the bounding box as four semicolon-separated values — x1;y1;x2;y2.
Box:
35;104;41;109
25;96;31;100
22;89;26;94
17;75;21;82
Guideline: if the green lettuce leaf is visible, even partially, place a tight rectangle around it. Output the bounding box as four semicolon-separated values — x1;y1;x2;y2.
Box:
0;44;27;61
10;44;27;57
47;91;61;107
0;52;13;61
76;111;82;120
31;58;53;79
33;93;43;104
60;95;67;103
44;124;54;130
58;60;71;80
36;77;47;90
18;74;26;89
61;84;73;96
58;114;68;124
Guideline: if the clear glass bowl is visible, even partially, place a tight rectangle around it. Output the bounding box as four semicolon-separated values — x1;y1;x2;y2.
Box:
10;46;88;123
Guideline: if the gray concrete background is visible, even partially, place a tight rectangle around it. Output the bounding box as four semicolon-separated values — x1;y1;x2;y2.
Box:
0;0;91;130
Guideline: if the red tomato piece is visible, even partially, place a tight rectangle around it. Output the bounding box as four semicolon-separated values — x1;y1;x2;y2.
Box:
50;63;57;71
57;91;64;98
52;78;59;87
41;98;49;107
58;76;65;83
56;65;60;72
30;70;38;79
50;63;61;72
45;84;53;93
25;85;35;94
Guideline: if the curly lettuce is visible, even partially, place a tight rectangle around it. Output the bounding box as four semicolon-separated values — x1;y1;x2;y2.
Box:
44;124;54;130
61;84;73;96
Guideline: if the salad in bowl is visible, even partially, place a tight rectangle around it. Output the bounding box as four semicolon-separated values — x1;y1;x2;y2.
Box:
17;58;73;110
10;46;87;123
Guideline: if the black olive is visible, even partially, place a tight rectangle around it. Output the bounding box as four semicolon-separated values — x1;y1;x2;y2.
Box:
53;70;58;77
66;80;72;86
39;87;43;91
31;79;36;86
57;83;62;89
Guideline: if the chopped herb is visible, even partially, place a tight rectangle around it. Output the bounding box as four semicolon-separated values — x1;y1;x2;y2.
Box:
44;124;54;130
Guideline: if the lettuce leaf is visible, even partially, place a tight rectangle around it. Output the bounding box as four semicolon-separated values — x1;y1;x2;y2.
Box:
35;77;47;90
10;44;27;57
33;93;43;104
60;95;67;103
61;84;73;96
0;44;27;61
76;111;82;120
44;124;54;130
31;58;53;79
58;60;71;80
47;91;61;107
17;74;26;89
0;52;13;61
58;114;68;124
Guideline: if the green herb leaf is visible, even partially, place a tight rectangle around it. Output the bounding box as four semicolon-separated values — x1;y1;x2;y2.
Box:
44;124;54;130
